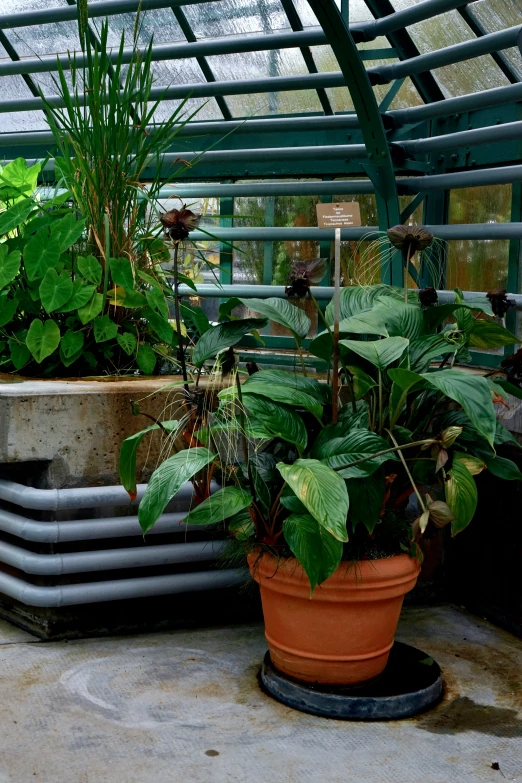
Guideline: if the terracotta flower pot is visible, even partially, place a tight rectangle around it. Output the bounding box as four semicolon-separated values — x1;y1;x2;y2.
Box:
248;552;420;686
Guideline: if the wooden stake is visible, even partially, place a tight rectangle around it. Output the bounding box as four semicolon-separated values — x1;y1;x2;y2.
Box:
332;227;341;423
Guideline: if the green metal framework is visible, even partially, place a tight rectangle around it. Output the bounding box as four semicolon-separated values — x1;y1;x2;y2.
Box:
0;0;521;362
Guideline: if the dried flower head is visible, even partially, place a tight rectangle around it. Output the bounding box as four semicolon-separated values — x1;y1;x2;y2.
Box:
160;207;200;241
486;288;514;319
285;257;327;299
387;225;434;257
418;286;438;308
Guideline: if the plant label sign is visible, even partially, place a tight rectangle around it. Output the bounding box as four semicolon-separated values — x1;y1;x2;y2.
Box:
316;202;361;228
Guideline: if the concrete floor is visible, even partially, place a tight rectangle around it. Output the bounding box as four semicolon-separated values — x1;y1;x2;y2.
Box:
0;605;520;783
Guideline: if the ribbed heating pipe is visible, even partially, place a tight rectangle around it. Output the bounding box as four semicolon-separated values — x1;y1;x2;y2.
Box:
0;568;247;607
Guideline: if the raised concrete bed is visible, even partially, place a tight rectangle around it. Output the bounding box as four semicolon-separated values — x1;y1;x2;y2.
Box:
0;376;255;639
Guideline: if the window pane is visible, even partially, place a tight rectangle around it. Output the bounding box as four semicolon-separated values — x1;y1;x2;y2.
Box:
446;185;512;291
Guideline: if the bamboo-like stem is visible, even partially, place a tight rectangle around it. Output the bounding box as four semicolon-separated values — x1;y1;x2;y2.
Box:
387;429;428;515
234;369;256;501
332;228;341;423
333;438;436;472
172;240;189;395
403;244;414;303
378;368;383;434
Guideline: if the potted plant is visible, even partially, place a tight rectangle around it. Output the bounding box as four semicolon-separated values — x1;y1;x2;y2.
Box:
121;229;522;687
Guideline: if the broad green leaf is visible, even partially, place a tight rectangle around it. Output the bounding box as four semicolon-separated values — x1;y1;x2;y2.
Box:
109;257;134;289
183;486;252;526
313;428;396;478
39;268;74;313
77;292;103;324
422;302;490;331
9;340;30;370
387;368;426;428
241;380;323;417
327;284;403;323
77;255;102;286
24;230;63;281
59;344;83;367
0;159;40;200
278;458;349;542
454;452;486;476
146;287;169;319
337;399;370;428
283;513;343;593
240;297;310;341
0;198;35;235
340;336;409;370
468;319;519;349
192;318;267;368
50;213;86;253
144;307;176;345
0;246;21;290
338;311;389;337
308;330;333;362
93;314;118;343
0;298;17;327
117;332;137;355
229;509;255;540
280;484;309;515
373;297;426;340
108;287;147;308
242;393;307;451
244;368;331;404
180;302;210;335
138;447;216;533
59;279;96;312
136;343;156;375
347;364;377;399
421;369;496;449
445;460;478;536
120;421;179;498
61;329;84;359
476;452;522;481
409;334;458;373
346;469;386;533
26;318;60;363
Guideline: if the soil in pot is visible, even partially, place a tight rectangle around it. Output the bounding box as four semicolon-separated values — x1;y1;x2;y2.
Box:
248;552;420;686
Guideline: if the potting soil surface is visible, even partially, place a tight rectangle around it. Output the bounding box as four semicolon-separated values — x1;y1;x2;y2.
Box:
0;603;520;782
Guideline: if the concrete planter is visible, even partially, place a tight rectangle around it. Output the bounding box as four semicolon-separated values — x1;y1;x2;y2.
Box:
0;376;254;639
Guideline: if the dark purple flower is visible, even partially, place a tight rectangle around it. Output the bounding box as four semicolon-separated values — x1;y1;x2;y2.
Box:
285;257;327;299
160;207;200;241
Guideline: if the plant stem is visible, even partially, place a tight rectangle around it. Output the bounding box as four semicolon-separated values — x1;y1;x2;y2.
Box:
332;228;341;423
387;429;428;515
403;244;414;304
296;339;307;377
378;368;383;434
235;369;256;500
333;438;436;472
172;240;189;395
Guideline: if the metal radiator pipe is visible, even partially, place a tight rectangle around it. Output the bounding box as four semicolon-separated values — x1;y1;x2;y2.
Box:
0;508;206;543
0;568;246;607
179;284;522;310
0;479;206;511
352;0;477;41
0;539;223;576
398;120;522;155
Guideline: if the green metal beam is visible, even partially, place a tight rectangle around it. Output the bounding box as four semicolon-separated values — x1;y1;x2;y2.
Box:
457;5;520;85
305;0;401;284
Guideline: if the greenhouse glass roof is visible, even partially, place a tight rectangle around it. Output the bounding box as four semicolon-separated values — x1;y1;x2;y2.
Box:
0;0;521;318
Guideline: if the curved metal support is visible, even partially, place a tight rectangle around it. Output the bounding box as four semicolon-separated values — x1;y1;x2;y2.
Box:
306;0;400;283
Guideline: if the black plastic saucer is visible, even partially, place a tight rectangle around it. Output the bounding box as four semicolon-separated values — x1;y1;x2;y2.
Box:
260;642;443;720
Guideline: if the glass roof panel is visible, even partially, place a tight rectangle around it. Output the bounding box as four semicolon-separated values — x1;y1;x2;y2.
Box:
406;9;510;97
207;47;310;82
469;0;522;79
152;97;223;123
226;88;323;117
149;58;206;86
93;9;187;47
182;0;291;39
3;17;80;59
293;0;373;26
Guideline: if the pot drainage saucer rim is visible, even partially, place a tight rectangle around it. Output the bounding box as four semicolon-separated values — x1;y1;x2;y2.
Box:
260;642;443;721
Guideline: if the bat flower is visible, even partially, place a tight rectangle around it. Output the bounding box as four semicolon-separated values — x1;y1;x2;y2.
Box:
418;286;438;307
486;288;514;319
387;225;434;257
160;207;200;241
500;346;522;385
285;257;327;299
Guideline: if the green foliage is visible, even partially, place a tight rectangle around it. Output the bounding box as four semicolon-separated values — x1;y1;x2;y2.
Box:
124;274;521;593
